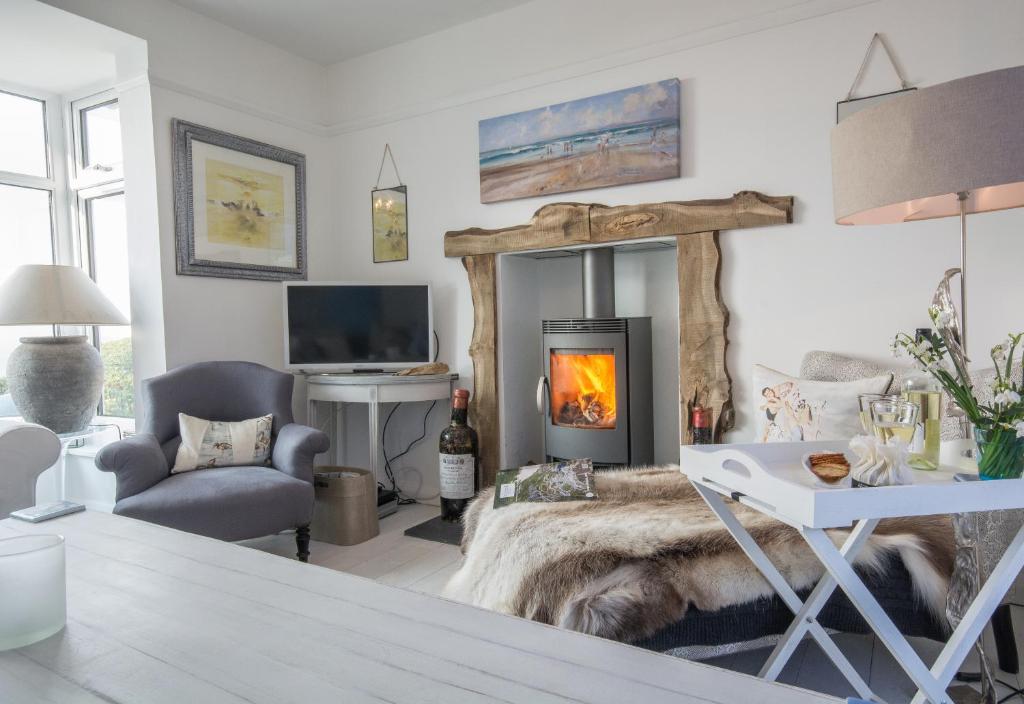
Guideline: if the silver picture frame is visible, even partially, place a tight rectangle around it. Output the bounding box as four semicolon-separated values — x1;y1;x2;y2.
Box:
172;119;307;281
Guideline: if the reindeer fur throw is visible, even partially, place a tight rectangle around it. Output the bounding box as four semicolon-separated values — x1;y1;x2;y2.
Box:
443;467;953;644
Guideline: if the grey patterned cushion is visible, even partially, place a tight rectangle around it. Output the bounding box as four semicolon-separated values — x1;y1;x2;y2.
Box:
799;350;903;391
800;351;1023;441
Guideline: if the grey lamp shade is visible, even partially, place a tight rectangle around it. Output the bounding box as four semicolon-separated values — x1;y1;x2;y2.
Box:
831;65;1024;225
0;265;128;325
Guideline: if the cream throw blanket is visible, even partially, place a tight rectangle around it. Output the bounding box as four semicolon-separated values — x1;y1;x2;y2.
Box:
443;467;953;643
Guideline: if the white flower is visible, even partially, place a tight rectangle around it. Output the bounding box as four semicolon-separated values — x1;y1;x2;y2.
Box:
994;389;1022;407
1017;421;1024;439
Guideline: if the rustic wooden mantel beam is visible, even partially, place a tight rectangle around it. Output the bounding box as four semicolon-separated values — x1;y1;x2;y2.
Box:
449;191;794;486
444;191;792;257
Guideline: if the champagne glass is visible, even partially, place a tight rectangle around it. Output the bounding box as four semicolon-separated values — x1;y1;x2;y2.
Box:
870;398;919;445
858;393;897;435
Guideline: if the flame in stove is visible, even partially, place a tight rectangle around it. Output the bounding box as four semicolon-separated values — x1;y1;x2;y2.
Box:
550;352;617;429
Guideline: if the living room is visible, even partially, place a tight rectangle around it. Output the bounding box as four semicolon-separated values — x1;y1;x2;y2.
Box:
1;1;1023;702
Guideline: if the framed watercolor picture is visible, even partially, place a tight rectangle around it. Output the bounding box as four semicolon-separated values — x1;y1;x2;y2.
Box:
478;78;680;203
172;119;307;280
371;185;408;263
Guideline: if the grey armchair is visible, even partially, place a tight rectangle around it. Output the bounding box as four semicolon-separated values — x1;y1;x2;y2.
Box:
96;361;328;561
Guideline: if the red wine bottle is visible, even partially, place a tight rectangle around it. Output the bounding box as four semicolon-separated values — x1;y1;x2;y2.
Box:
439;388;478;522
691;406;714;445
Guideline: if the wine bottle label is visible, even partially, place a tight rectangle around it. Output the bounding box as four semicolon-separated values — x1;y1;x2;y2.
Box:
440;453;475;499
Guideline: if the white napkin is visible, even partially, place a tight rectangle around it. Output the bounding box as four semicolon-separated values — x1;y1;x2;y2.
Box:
849;435;914;487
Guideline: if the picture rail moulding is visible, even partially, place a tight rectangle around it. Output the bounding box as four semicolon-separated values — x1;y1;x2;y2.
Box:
444;190;794;485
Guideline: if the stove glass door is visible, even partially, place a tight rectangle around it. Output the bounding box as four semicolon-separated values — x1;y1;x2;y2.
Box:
549;348;617;430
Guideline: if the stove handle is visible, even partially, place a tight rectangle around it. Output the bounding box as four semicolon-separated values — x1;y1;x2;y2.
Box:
536;376;551;416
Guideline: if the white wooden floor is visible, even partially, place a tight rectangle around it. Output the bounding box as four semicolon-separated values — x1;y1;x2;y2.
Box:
241;503;1024;703
239;502;464;595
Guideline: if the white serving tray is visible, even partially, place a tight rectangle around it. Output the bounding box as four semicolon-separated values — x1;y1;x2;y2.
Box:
680;441;1024;529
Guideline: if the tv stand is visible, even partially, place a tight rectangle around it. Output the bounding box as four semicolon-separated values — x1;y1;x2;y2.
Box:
306;373;458;511
304;369;388;376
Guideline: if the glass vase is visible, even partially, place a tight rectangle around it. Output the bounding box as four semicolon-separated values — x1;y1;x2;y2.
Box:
974;427;1024;480
0;534;66;650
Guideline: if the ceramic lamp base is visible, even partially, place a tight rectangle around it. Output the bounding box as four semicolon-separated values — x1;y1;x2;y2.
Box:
7;336;103;434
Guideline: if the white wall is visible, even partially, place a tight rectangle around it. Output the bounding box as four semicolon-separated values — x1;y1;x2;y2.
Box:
326;0;1024;481
43;0;327;128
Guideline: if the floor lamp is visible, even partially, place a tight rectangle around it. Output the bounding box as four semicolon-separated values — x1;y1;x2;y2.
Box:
831;65;1024;704
831;64;1024;356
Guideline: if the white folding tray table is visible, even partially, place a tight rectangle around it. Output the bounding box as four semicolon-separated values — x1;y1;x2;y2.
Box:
680;440;1024;704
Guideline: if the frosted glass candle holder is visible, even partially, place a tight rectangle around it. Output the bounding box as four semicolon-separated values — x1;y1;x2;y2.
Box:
0;534;66;651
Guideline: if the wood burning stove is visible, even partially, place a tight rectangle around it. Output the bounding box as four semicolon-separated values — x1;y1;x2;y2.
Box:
537;247;653;467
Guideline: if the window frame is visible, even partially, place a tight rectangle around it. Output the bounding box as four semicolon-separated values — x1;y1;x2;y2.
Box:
69;90;124;189
70;89;131;420
0;82;73;266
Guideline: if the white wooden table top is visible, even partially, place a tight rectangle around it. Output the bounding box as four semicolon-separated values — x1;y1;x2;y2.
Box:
681;441;1024;528
0;511;836;704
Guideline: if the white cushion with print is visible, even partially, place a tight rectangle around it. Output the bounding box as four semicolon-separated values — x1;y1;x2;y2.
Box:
752;365;892;443
171;413;273;473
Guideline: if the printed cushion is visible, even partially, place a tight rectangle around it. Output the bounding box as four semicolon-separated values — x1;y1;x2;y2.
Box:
171;413;273;473
752;364;892;443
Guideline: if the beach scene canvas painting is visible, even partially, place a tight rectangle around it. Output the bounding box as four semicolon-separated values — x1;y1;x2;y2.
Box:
479;79;679;203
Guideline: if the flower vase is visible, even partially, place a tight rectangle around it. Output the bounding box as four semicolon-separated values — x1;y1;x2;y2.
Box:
974;427;1024;480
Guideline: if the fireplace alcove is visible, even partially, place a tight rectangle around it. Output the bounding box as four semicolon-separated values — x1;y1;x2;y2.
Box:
444;191;794;486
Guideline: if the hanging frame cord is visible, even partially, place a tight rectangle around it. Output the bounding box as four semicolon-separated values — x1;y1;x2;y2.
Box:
845;32;910;101
375;143;403;189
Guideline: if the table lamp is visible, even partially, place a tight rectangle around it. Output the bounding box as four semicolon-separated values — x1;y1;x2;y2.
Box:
0;264;129;433
831;64;1024;354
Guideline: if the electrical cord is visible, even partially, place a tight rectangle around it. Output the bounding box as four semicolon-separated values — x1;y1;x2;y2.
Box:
380;329;442;505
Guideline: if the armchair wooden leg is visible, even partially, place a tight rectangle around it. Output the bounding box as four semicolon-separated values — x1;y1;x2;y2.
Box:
296;525;311;563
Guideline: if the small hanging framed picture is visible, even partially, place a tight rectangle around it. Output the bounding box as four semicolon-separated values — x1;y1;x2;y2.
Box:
371;185;408;263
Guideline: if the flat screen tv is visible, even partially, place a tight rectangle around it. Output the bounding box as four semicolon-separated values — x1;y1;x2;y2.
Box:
283;282;433;371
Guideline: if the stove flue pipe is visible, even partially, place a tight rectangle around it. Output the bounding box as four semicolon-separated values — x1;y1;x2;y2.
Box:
581;247;615;319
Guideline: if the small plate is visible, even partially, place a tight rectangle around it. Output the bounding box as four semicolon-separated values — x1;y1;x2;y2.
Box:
801;451;852;489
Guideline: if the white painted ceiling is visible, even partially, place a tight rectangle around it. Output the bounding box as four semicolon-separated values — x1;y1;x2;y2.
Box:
168;0;533;65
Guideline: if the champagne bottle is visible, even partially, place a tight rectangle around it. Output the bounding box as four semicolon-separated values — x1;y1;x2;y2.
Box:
902;328;943;470
439;388;478;522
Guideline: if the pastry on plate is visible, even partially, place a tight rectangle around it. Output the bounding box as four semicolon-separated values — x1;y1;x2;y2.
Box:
807;452;850;484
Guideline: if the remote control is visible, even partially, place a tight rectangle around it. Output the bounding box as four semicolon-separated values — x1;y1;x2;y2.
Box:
10;501;86;523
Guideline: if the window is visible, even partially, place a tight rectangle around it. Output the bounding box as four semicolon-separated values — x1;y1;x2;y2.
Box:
72;91;131;418
0;89;49;177
0;85;133;421
81;189;132;417
80;100;122;173
0;90;58;414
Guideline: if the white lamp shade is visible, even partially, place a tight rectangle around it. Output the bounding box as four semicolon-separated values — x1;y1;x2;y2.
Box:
831;65;1024;225
0;264;128;326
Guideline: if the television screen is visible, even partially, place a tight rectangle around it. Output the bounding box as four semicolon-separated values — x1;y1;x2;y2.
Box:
285;284;431;369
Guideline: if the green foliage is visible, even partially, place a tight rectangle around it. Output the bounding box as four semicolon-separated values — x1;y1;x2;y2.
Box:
100;337;134;419
0;377;7;395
